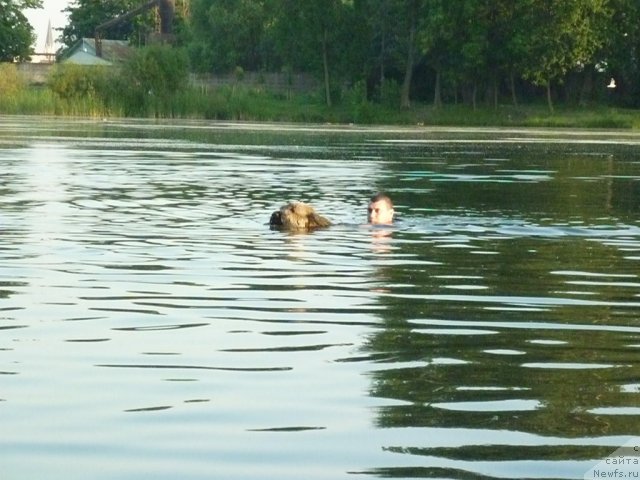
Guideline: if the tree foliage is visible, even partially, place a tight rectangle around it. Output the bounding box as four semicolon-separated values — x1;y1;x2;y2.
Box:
0;62;25;94
58;0;640;110
48;63;112;99
60;0;156;48
188;0;270;73
121;44;189;101
272;0;352;106
0;0;42;61
48;44;188;116
595;0;640;107
517;0;609;111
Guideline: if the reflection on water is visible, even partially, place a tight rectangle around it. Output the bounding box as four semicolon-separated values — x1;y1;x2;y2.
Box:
1;117;640;479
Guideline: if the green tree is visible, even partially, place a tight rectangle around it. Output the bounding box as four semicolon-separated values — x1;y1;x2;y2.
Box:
417;0;505;109
118;44;189;115
188;0;272;73
418;0;459;108
594;0;639;107
445;0;490;109
48;63;112;100
357;0;402;102
445;0;527;109
357;0;429;108
397;0;424;108
0;63;25;94
271;0;353;106
519;0;609;112
270;0;310;74
0;0;42;61
495;0;532;106
67;0;640;110
60;0;155;48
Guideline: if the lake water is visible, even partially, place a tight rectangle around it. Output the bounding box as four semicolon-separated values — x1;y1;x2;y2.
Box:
2;117;640;480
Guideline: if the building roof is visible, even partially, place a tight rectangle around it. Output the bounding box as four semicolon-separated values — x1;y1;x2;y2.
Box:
59;38;132;65
63;50;113;66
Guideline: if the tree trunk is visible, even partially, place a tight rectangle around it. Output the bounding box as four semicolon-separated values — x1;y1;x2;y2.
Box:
510;71;518;106
322;28;332;107
400;4;416;109
472;83;477;111
493;77;498;109
380;24;386;86
433;69;442;108
579;69;592;106
546;81;554;113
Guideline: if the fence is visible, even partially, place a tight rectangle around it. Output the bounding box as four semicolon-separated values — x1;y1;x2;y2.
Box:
189;71;319;95
16;62;52;85
12;62;319;94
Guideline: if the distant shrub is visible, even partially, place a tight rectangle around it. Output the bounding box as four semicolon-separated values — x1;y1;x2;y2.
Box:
46;47;190;117
0;63;25;97
375;79;401;107
118;45;189;116
344;80;375;124
47;63;113;100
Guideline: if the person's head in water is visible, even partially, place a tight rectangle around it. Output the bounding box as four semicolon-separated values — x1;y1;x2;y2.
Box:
367;193;394;224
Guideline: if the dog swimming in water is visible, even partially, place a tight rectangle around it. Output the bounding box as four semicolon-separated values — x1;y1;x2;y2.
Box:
269;202;331;231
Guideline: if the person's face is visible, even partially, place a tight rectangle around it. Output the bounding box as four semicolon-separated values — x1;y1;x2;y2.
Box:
368;199;394;224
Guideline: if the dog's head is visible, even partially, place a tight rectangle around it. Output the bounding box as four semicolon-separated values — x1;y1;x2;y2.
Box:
269;202;331;231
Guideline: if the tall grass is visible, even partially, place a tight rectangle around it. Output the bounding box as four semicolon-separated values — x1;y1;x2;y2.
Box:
1;87;120;117
2;57;640;129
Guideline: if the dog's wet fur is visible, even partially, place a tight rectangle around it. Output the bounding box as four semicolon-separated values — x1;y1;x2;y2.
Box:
269;202;331;231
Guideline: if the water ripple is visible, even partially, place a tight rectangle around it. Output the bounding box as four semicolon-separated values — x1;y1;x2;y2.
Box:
3;119;640;480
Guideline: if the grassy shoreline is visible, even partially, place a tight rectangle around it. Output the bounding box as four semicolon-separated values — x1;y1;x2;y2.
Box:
2;85;639;129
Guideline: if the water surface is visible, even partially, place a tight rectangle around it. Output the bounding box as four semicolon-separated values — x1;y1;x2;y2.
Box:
2;117;640;479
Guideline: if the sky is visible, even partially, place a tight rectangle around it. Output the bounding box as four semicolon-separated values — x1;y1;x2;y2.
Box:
24;0;73;53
